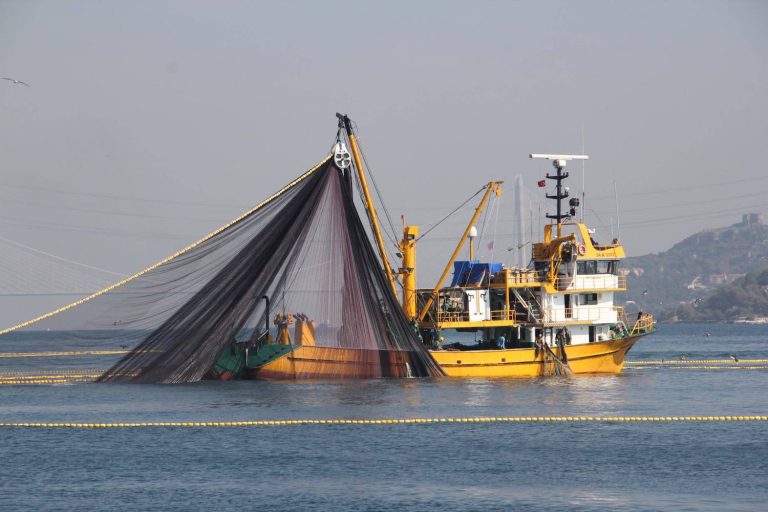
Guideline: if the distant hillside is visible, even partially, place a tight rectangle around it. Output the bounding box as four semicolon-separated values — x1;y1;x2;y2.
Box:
621;217;768;316
662;268;768;323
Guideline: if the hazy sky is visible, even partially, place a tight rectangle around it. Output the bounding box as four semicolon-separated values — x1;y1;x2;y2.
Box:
1;0;766;312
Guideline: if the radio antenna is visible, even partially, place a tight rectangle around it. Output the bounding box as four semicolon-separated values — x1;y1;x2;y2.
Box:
529;153;589;236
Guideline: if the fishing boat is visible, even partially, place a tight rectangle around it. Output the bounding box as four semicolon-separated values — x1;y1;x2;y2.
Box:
211;116;653;380
0;114;650;384
411;153;654;377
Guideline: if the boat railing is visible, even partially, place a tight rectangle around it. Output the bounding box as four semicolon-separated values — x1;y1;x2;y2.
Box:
436;309;515;323
630;312;655;335
503;269;540;285
555;274;627;291
490;309;516;321
614;307;654;335
543;306;619;323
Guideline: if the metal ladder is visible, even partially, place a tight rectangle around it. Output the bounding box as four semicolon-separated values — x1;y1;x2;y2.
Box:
513;289;543;323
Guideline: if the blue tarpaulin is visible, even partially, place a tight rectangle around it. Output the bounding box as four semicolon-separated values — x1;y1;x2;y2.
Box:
450;260;504;287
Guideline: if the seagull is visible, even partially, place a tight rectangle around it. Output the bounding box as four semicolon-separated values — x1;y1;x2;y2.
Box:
641;290;648;295
1;77;30;87
729;355;739;363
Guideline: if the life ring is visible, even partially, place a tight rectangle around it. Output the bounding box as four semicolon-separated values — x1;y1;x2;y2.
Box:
577;244;587;256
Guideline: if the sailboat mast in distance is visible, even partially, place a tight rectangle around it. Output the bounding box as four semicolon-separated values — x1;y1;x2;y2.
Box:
514;175;526;268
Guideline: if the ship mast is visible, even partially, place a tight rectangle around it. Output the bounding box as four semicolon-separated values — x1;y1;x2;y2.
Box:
337;114;398;297
417;181;503;322
530;154;588;237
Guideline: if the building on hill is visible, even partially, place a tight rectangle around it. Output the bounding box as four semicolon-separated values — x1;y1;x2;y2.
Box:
741;213;764;226
619;217;768;315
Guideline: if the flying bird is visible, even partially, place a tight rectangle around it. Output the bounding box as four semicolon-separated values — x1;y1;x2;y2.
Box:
729;355;739;363
1;77;30;86
641;290;648;295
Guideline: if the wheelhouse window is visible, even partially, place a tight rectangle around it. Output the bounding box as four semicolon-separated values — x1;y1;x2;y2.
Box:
577;260;619;275
580;293;598;305
577;260;597;274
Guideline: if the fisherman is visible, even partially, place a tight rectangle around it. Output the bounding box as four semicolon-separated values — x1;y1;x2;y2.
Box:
440;299;450;319
496;333;506;350
556;331;568;363
534;332;544;358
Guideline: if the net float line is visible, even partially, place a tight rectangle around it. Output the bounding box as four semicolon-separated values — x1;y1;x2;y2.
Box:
2;355;763;362
0;155;332;337
0;350;130;358
0;373;100;380
2;365;768;385
626;359;768;365
0;374;101;382
0;416;766;428
629;365;768;370
0;370;135;384
0;368;108;376
0;378;96;385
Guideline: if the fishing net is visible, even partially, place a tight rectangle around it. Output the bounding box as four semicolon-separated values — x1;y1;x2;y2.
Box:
536;338;573;377
0;156;443;382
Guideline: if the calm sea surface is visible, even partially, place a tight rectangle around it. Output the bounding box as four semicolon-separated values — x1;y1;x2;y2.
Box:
1;323;766;511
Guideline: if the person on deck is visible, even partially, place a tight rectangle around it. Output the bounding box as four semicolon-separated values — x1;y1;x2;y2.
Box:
497;334;506;350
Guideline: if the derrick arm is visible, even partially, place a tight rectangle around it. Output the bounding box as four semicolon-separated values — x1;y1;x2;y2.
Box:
544;234;577;284
417;181;503;321
337;114;398;297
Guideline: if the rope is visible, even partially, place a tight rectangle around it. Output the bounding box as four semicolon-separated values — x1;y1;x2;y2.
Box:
415;187;485;242
0;416;765;428
0;235;127;277
0;155;332;337
355;135;400;250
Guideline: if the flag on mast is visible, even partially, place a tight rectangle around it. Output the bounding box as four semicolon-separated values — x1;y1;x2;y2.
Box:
537;179;546;188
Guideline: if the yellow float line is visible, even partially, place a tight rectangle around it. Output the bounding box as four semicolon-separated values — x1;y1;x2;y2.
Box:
0;416;765;428
0;350;129;358
0;371;137;384
0;375;100;382
4;367;768;385
627;359;768;365
0;368;107;376
628;365;768;370
0;378;96;385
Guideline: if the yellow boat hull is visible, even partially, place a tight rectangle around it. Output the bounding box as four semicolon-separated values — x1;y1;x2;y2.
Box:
248;346;415;380
247;335;644;379
431;336;643;377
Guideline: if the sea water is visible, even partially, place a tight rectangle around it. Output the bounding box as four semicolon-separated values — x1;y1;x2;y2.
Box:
0;323;766;511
